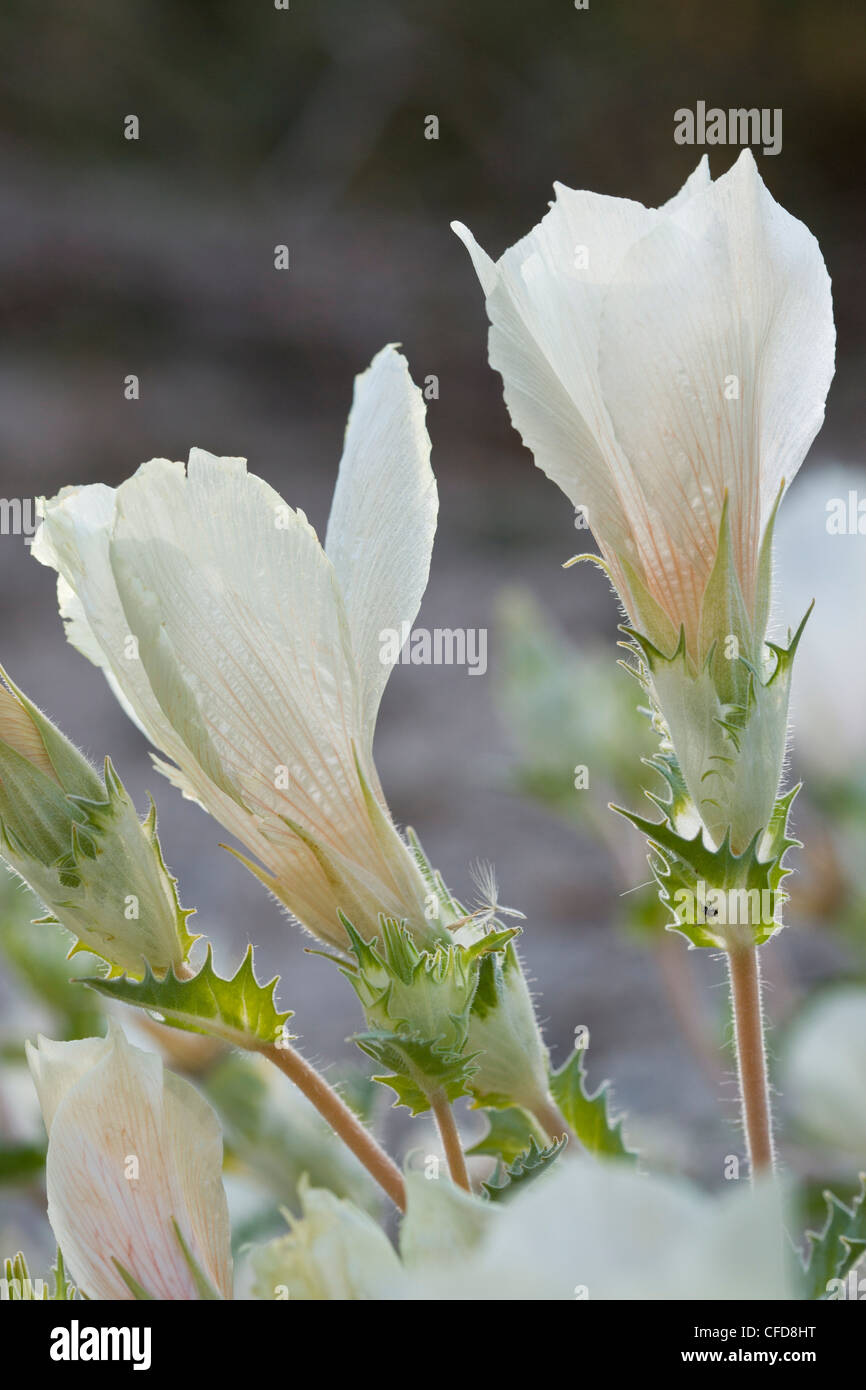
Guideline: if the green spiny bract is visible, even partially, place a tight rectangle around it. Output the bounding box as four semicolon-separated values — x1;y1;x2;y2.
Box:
464;942;551;1114
0;670;195;977
612;500;808;946
340;915;517;1114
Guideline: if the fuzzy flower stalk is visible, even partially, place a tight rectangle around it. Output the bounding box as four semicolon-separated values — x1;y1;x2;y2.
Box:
455;151;836;1175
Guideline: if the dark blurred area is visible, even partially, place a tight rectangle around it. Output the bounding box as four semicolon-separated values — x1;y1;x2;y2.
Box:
0;0;864;1173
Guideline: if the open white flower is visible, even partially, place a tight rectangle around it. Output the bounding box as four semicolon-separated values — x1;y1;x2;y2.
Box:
455;153;835;853
397;1157;794;1301
33;346;444;950
26;1022;232;1299
250;1181;402;1300
248;1161;794;1301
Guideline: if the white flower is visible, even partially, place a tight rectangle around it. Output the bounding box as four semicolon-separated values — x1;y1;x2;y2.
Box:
455;153;835;853
454;151;834;662
33;346;443;950
397;1158;795;1301
247;1162;794;1301
26;1022;232;1299
250;1181;402;1300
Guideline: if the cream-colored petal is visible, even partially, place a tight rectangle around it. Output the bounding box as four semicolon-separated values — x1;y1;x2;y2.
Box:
107;452;373;862
251;1184;402;1300
658;154;712;213
325;346;437;734
454;188;654;559
29;1023;232;1300
597;150;835;642
35;450;433;948
33;478;200;763
401;1158;793;1300
25;1032;113;1134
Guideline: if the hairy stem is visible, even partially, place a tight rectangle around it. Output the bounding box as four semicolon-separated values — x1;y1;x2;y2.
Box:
262;1042;406;1211
431;1094;471;1191
726;942;775;1178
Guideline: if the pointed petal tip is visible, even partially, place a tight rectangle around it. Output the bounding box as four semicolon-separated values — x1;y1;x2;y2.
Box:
451;220;498;296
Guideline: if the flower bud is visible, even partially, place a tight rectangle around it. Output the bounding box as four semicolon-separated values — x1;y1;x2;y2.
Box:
26;1022;232;1300
0;670;195;977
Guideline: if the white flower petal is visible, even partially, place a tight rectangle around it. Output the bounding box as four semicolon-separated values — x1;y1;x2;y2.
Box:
597;150;835;639
453;165;714;585
401;1158;793;1300
325;346;437;732
251;1183;402;1300
28;1023;232;1300
107;453;373;852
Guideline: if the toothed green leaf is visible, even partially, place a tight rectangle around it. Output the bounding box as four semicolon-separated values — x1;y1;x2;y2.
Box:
803;1176;866;1301
82;944;293;1050
482;1133;567;1203
549;1046;633;1159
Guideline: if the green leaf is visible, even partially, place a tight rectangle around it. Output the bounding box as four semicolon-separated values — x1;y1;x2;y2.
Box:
82;943;293;1050
352;1029;477;1115
482;1133;567;1203
803;1176;866;1300
549;1047;634;1159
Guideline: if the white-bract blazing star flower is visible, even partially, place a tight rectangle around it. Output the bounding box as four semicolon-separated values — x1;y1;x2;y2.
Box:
454;152;835;857
26;1022;232;1300
33;347;447;952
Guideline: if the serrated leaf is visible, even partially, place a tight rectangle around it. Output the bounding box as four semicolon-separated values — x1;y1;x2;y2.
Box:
804;1175;866;1300
549;1047;633;1159
482;1134;567;1202
82;943;293;1050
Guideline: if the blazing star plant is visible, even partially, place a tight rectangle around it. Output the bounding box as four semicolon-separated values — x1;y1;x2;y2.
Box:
1;168;863;1306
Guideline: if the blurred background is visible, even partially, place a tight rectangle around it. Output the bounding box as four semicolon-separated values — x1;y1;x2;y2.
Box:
1;0;865;1271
